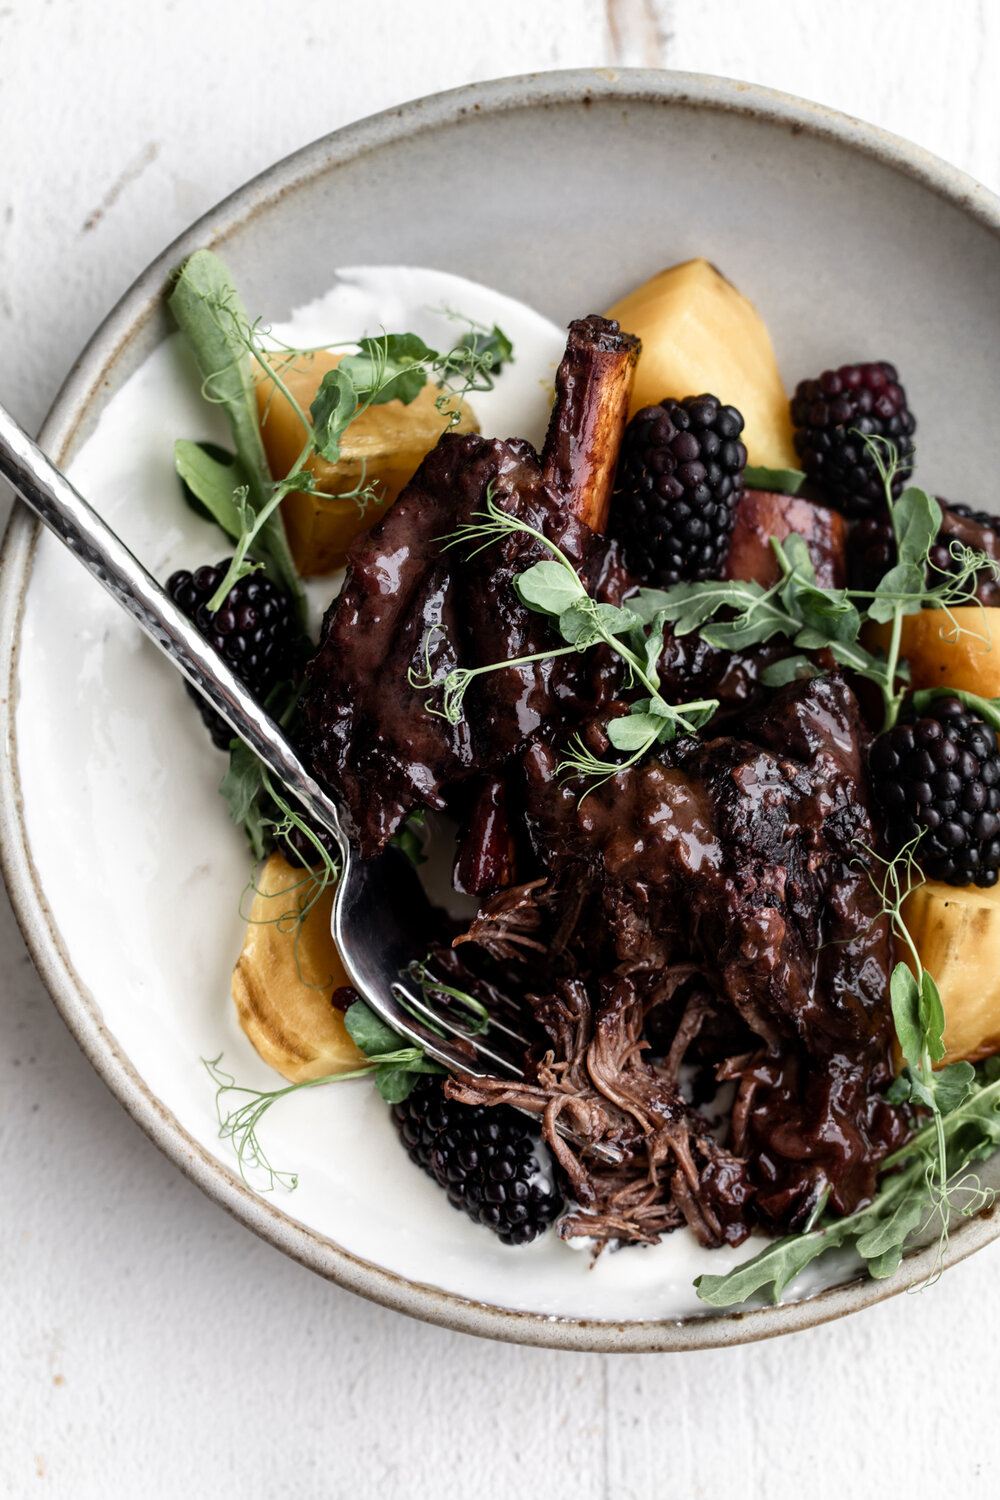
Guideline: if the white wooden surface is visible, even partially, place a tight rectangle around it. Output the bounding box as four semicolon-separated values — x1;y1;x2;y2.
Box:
3;3;1000;1495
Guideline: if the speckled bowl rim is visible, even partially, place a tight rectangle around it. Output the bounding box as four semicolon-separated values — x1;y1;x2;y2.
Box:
3;68;1000;1353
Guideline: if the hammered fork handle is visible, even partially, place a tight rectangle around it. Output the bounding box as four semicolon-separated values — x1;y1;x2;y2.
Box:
0;403;347;852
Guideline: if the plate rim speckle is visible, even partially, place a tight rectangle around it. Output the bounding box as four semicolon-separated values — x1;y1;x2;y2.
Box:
3;67;1000;1352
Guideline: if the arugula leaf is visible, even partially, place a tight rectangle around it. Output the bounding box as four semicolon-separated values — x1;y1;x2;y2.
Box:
852;1193;928;1276
776;532;817;584
696;1212;857;1306
743;464;806;495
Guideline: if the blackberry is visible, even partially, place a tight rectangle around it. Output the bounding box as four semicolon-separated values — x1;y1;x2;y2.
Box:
849;515;897;593
848;502;1000;602
391;1077;562;1245
791;361;916;517
166;560;300;750
870;696;1000;887
611;394;747;586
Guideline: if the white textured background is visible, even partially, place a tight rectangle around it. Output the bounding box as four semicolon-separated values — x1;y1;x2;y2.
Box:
4;2;1000;1495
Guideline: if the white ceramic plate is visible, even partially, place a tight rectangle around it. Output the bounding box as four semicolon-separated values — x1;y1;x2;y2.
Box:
5;71;1000;1351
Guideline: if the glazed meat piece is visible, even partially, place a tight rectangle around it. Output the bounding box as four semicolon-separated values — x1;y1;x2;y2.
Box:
724;488;847;589
301;316;639;856
301;316;839;856
936;501;1000;605
456;675;905;1234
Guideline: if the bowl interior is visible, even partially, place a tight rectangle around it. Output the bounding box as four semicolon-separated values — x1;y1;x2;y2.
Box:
5;72;1000;1352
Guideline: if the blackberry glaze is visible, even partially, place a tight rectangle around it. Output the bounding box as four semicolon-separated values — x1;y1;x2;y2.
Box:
791;361;916;518
166;560;300;750
610;394;747;586
391;1077;562;1245
870;696;1000;887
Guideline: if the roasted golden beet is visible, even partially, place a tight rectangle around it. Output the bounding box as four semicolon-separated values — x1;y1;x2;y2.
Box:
867;608;1000;700
606;258;797;472
903;879;1000;1065
231;852;364;1083
255;350;478;575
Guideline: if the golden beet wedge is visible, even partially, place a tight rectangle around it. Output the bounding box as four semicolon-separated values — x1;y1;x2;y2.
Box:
903;880;1000;1065
868;608;1000;699
255;350;478;575
232;852;365;1084
606;258;797;472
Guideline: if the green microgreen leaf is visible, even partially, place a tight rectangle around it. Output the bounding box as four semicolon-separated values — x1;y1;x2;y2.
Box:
309;366;358;463
893;486;943;567
170;253;516;616
931;1060;977;1114
890;962;923;1067
372;1059;435;1102
557;598;642;649
743;464;806;495
168;250;304;620
220;738;264;816
867;561;927;624
428;489;719;786
344;999;402;1058
338;332;433;407
390;810;428;867
204;1039;433;1191
920;971;947;1063
625;434;998;736
606;712;666;751
174;439;247;539
514;559;586;616
449;324;514;380
759;655;821;687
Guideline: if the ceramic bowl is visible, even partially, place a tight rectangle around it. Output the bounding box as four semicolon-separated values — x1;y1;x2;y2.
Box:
4;69;1000;1352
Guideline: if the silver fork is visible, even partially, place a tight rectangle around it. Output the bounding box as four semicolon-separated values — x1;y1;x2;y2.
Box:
0;403;534;1083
